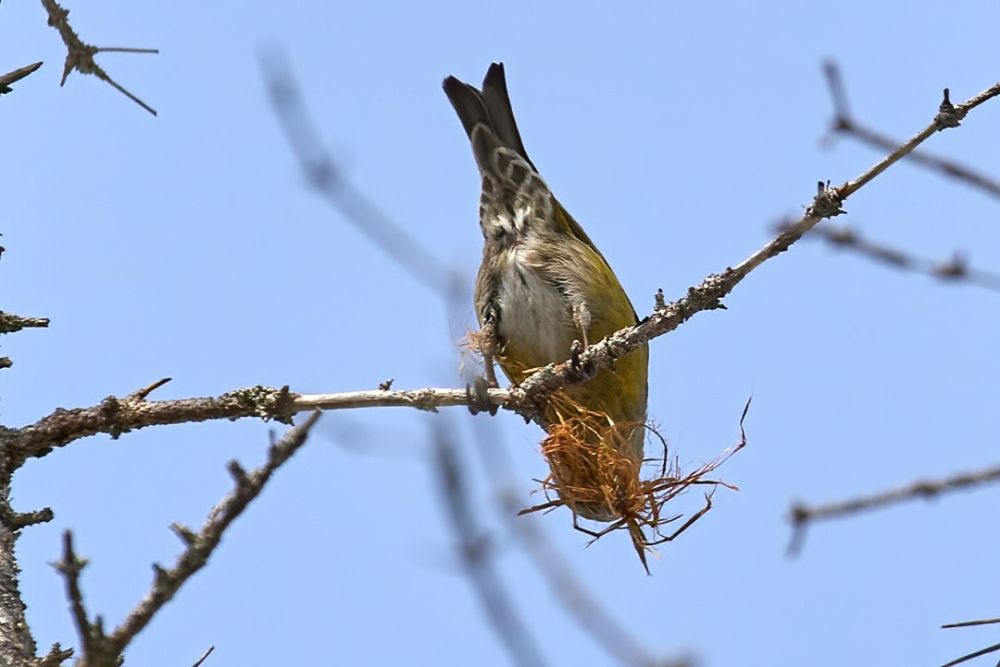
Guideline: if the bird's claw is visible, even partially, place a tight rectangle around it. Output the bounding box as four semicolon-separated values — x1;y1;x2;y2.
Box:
466;376;498;416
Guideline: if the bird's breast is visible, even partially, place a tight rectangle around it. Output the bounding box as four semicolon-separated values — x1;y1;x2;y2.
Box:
494;247;574;370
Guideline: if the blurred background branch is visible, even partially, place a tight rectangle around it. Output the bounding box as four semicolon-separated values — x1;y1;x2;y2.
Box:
787;461;1000;556
433;422;548;667
775;219;1000;292
821;61;1000;199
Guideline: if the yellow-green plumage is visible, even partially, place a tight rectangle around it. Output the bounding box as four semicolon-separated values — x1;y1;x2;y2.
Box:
444;63;649;521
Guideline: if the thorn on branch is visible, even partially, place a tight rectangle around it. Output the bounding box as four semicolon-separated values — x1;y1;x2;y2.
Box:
934;87;966;130
152;562;169;585
99;413;321;659
170;522;198;546
128;377;172;402
378;378;394;391
0;61;43;95
0;504;54;530
226;460;249;487
653;288;667;312
34;643;74;667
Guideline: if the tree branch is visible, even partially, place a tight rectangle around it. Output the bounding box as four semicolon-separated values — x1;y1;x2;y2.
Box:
776;219;1000;292
787;462;1000;556
510;81;999;404
8;79;1000;466
50;413;321;665
39;0;158;115
432;424;547;667
822;61;1000;199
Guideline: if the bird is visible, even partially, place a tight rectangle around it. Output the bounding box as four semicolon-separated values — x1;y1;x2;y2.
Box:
443;63;649;522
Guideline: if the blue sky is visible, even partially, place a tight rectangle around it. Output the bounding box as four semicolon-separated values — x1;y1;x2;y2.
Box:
3;2;1000;666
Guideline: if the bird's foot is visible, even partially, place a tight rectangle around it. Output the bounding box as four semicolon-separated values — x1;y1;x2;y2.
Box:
568;339;596;383
466;376;499;416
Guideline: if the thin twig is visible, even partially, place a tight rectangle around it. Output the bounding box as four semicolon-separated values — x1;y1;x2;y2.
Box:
787;462;1000;556
944;617;1000;629
776;220;1000;292
191;645;215;667
822;61;1000;200
509;80;1000;406
432;423;547;667
940;641;1000;667
50;531;113;664
104;412;321;659
48;416;319;665
39;0;158;115
0;61;43;94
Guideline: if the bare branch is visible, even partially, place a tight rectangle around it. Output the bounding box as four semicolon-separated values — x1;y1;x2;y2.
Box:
776;219;1000;292
787;462;1000;556
51;531;111;665
0;61;43;95
822;61;1000;199
49;413;321;664
39;0;158;115
7;384;300;464
432;423;547;667
11;76;1000;463
510;81;1000;406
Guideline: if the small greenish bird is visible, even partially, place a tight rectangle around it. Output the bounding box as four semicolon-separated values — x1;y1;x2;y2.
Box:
444;63;649;522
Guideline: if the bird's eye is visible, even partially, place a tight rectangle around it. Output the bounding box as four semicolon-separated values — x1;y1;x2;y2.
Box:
491;227;506;241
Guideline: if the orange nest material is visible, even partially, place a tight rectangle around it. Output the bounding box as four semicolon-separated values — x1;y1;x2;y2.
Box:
520;398;750;574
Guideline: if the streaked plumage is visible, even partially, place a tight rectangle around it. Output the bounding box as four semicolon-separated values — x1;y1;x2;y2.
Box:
444;64;649;521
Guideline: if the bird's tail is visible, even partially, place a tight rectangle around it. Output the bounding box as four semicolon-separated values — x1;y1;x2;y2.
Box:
443;62;537;173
